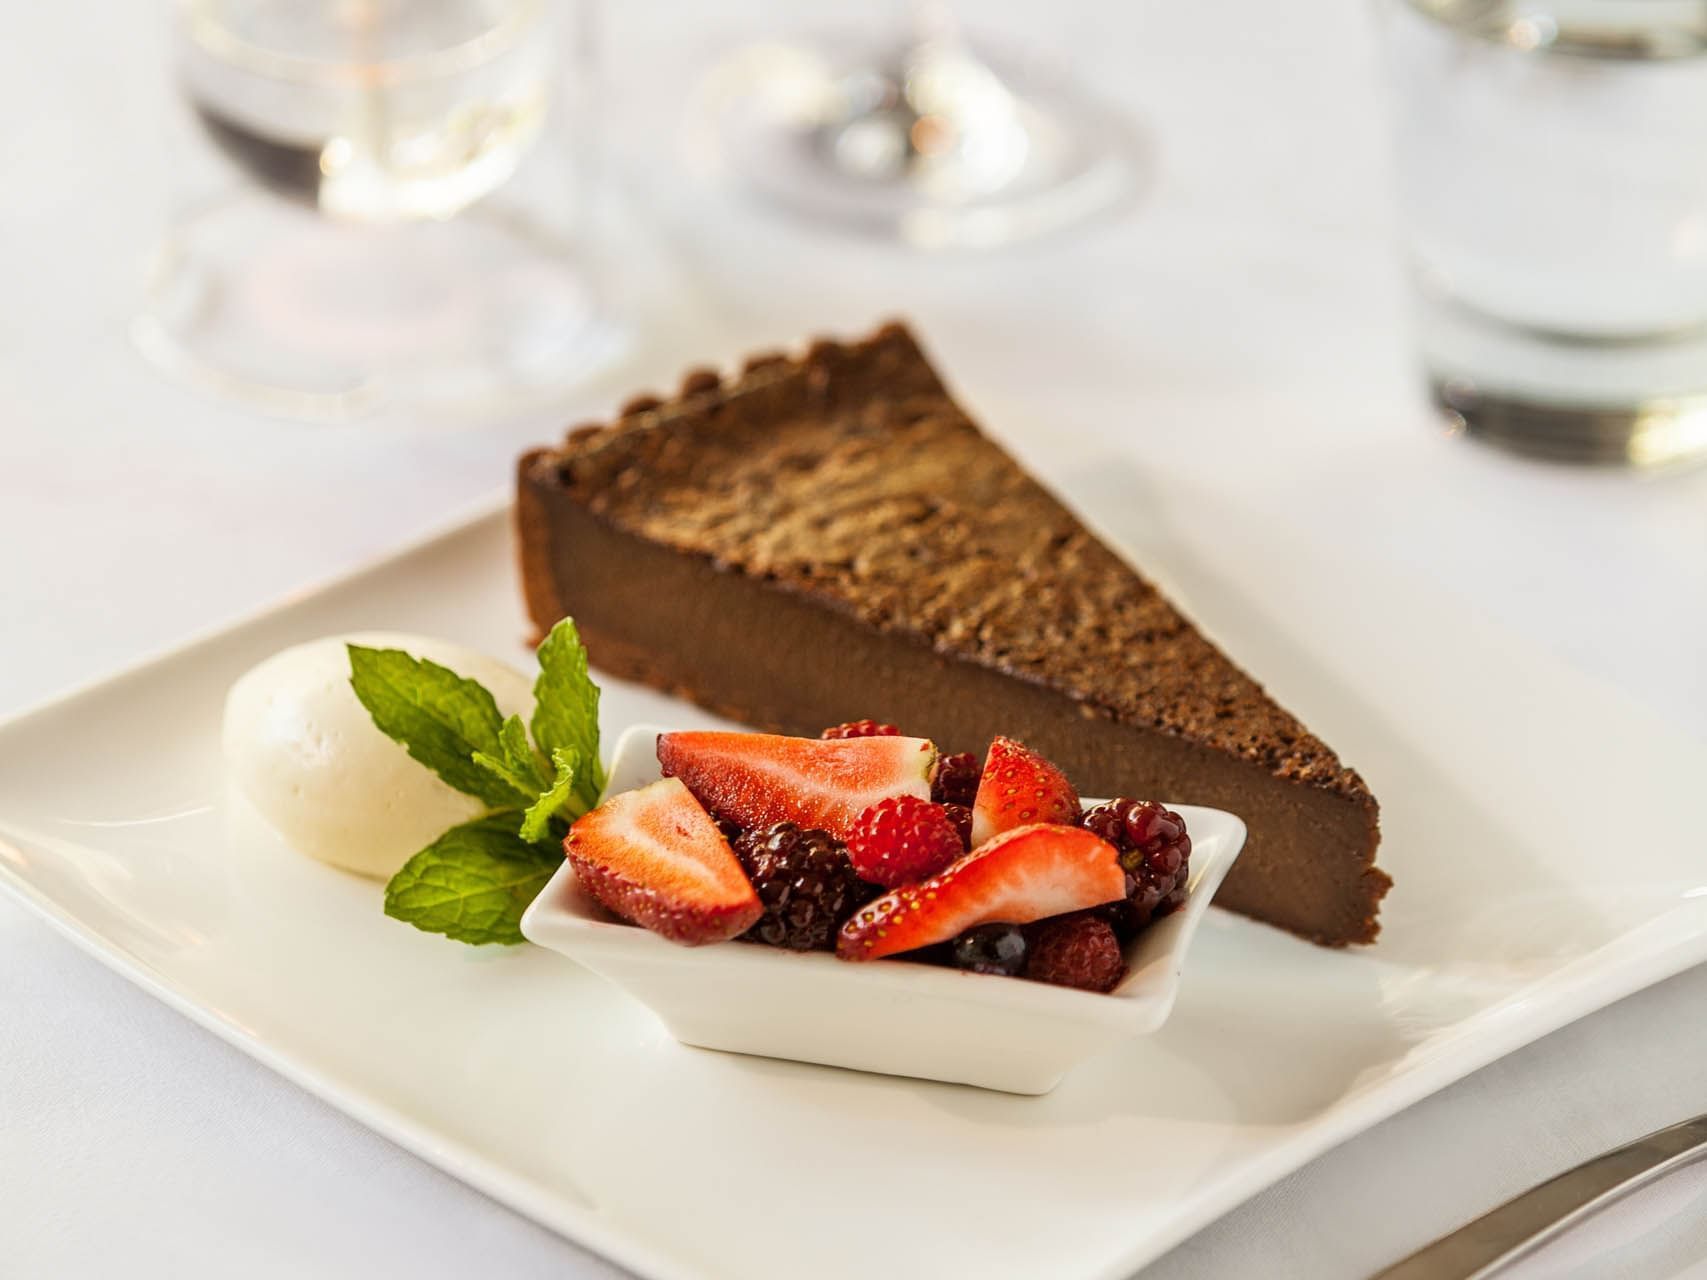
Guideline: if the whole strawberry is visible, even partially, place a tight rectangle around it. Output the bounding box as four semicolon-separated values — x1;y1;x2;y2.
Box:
846;795;964;887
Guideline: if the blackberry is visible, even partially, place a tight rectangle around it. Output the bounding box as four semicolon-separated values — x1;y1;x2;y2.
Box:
1080;799;1192;940
732;822;875;952
709;812;745;843
931;751;982;807
942;803;973;850
1026;914;1126;992
951;923;1028;977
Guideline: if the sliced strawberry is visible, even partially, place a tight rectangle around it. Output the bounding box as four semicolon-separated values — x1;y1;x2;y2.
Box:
564;777;761;946
970;736;1081;846
656;731;936;841
836;824;1125;962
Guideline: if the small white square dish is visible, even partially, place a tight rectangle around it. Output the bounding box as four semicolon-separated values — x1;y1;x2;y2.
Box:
521;725;1247;1094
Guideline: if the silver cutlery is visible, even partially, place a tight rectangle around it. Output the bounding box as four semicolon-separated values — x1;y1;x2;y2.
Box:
1373;1113;1707;1279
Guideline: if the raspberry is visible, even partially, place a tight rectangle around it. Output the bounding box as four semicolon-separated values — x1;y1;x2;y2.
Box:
821;719;900;740
1080;799;1192;940
942;803;973;850
1026;914;1126;992
846;796;965;887
732;823;875;951
930;751;981;806
951;923;1028;976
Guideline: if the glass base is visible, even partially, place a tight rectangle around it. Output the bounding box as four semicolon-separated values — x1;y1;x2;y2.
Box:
1432;379;1707;467
134;193;623;422
700;31;1146;249
1417;283;1707;467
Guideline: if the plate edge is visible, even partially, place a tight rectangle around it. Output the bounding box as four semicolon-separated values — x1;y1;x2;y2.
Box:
0;833;718;1280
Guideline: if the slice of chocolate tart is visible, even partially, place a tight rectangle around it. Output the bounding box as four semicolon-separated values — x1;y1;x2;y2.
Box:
516;323;1388;945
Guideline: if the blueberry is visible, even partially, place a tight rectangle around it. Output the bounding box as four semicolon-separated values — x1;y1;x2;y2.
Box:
951;923;1028;977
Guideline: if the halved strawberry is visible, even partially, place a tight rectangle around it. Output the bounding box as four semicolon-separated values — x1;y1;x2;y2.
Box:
656;731;936;841
970;736;1080;846
836;824;1124;962
564;778;762;946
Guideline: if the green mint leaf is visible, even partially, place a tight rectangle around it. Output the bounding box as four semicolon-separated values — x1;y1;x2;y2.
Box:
520;747;581;844
347;645;520;808
469;754;538;809
530;618;605;812
471;715;550;807
500;714;547;785
383;811;560;945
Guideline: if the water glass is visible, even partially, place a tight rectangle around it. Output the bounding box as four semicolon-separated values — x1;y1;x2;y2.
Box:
1378;0;1707;465
137;0;616;421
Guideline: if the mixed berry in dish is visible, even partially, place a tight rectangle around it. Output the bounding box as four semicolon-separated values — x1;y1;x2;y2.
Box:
562;727;1192;994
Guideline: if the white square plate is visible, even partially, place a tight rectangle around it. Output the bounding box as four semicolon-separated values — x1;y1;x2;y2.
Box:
2;501;1704;1280
521;725;1247;1095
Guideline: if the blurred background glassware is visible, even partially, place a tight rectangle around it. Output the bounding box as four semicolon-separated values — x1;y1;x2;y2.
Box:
698;3;1145;250
136;0;619;421
1378;0;1707;467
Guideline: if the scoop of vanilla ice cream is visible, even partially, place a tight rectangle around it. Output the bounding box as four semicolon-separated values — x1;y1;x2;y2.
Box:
223;633;534;878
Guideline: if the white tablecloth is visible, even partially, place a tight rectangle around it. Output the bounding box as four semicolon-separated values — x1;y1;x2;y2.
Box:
4;1;1706;1276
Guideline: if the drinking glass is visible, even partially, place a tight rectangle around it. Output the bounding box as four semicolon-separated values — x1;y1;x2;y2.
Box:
1378;0;1707;466
699;5;1145;250
136;0;619;421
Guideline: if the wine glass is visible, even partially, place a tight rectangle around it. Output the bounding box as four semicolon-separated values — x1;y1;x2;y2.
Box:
698;4;1146;250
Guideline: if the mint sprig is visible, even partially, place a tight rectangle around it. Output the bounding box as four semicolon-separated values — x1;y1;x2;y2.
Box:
520;747;580;845
471;715;551;806
531;618;605;814
347;646;526;808
348;618;604;946
383;812;560;945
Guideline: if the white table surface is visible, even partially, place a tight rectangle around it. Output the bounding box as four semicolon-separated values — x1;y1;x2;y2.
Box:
5;1;1707;1277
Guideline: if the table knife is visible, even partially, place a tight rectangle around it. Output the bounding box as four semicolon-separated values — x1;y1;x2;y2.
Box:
1372;1113;1707;1279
